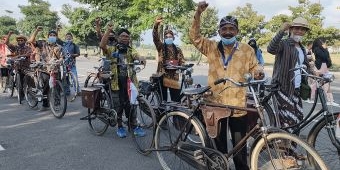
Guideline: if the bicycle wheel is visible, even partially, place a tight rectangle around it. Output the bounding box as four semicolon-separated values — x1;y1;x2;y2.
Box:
146;91;161;107
66;72;78;102
8;73;15;97
84;74;99;87
132;96;157;155
307;112;340;169
16;72;22;104
23;75;38;108
250;132;328;170
262;102;277;127
88;89;112;135
155;111;211;170
49;80;67;118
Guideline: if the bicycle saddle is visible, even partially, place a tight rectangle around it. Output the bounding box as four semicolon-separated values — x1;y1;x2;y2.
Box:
30;62;43;68
182;86;211;96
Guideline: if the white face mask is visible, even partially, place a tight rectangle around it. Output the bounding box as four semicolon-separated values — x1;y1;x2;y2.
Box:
290;34;303;42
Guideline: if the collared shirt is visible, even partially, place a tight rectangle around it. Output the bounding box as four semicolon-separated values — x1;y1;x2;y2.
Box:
7;44;32;68
189;16;260;117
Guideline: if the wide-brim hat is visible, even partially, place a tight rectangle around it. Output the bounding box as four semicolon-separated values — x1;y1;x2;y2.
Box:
16;35;27;41
290;17;310;30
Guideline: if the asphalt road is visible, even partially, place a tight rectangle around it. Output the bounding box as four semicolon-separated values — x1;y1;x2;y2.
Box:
0;56;339;170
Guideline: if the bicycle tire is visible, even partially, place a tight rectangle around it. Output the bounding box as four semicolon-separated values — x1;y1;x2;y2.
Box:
16;72;22;104
262;102;277;127
307;112;340;169
66;72;78;102
49;80;67;118
23;75;38;108
155;111;211;170
84;74;99;88
132;96;157;155
88;89;112;135
250;132;328;170
8;74;15;97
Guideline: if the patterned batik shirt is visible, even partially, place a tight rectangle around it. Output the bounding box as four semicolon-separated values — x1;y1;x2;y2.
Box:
189;16;261;117
153;23;185;89
7;44;32;69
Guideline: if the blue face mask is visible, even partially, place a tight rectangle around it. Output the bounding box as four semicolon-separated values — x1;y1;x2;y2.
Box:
164;38;174;45
65;40;72;44
221;36;236;45
48;37;56;43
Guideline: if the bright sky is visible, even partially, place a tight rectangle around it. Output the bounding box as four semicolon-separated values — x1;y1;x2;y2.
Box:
0;0;339;44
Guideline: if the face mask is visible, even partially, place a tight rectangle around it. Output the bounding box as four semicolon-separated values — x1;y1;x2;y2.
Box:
164;38;174;45
18;43;25;47
290;34;303;42
221;36;236;45
48;37;56;43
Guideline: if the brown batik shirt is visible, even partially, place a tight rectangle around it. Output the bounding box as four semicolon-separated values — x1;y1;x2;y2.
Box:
7;44;32;69
153;23;185;89
189;15;262;117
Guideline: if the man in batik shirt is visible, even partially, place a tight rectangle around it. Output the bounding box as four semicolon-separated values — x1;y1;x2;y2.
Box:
189;1;264;170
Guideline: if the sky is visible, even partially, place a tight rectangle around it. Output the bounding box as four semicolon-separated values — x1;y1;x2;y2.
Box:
0;0;339;44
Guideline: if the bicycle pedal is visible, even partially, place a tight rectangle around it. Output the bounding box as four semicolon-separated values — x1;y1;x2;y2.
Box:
193;149;204;160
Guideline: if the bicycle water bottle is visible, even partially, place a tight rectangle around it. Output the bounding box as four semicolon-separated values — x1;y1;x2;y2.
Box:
336;114;340;138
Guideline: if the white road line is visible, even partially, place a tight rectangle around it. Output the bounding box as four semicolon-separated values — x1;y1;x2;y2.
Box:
0;145;5;151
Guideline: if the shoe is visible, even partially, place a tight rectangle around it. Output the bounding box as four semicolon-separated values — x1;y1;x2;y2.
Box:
133;126;146;137
328;101;340;107
77;92;82;96
306;99;314;104
116;127;127;138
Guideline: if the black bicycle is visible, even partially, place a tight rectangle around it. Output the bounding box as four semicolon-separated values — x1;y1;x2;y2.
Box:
154;74;327;170
261;65;340;169
4;56;27;104
23;59;67;118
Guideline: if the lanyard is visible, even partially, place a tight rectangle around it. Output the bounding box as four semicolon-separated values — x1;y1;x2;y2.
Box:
221;42;238;70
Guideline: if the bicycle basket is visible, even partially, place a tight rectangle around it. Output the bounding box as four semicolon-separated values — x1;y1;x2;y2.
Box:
139;80;152;95
100;59;111;71
81;87;101;108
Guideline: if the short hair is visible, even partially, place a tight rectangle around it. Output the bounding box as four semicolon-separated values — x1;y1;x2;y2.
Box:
117;28;130;36
66;32;73;37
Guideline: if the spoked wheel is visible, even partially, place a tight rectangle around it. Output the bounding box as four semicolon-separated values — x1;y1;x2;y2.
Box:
49;80;67;118
65;72;78;102
307;112;340;170
132;96;157;155
24;75;38;108
155;111;211;170
16;73;22;104
250;132;328;170
88;89;112;135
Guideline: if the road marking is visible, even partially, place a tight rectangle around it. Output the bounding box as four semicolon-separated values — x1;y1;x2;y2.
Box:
0;145;5;151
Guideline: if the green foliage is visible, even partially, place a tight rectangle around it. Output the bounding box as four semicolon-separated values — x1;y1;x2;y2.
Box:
0;16;18;36
60;4;98;46
177;6;219;44
17;0;60;36
229;3;265;41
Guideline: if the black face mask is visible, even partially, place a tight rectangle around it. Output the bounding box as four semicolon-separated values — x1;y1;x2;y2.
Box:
117;43;128;53
108;37;115;41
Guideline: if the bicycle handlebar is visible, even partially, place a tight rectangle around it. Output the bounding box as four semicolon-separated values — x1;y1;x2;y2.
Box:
290;65;335;83
214;74;268;87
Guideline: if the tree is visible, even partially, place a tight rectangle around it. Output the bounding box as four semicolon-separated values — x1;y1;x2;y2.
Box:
74;0;195;41
177;6;219;44
17;0;60;36
0;16;18;36
228;3;265;42
61;4;98;46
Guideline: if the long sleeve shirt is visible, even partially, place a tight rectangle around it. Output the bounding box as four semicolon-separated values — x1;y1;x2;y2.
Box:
153;23;185;89
189;14;260;117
